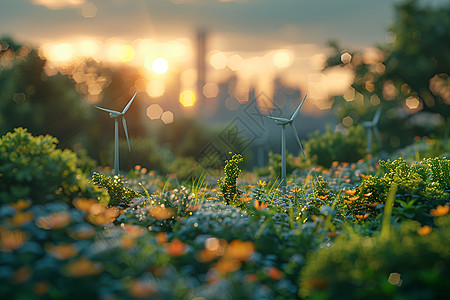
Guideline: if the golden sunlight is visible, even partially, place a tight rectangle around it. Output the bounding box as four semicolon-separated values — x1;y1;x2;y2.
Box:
405;96;420;110
209;51;227;70
179;90;196;107
44;43;74;62
152;57;169;74
273;50;293;69
146;80;165;98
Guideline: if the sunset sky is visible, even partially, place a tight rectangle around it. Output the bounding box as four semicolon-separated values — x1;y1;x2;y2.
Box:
0;0;446;113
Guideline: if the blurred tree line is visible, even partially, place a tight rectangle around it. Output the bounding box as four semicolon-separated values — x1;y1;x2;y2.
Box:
0;0;448;173
326;0;449;151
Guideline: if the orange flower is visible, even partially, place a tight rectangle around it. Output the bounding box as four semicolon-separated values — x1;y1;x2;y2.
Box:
215;257;241;274
120;235;136;249
363;192;373;197
10;199;31;211
430;205;449;217
318;195;327;200
73;198;98;212
155;232;168;244
239;197;253;202
268;267;283;280
345;189;356;195
356;214;370;220
256;180;267;187
245;274;258;282
254;200;269;210
123;224;146;237
225;240;254;261
349;196;360;201
65;257;103;277
128;279;155;298
34;282;49;295
369;202;380;208
45;243;79;259
344;200;353;205
148;206;174;220
11;211;34;226
290;188;302;193
331;161;339;167
346;178;351;183
166;239;185;257
11;266;32;284
36;211;71;230
360;174;369;180
417;225;432;236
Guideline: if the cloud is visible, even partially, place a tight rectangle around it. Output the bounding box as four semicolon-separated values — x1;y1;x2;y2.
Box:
30;0;86;10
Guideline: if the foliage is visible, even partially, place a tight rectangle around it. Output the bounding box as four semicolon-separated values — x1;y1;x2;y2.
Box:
91;172;142;207
218;153;243;205
305;125;367;167
0;38;93;150
299;215;450;299
0;128;101;204
325;0;450;150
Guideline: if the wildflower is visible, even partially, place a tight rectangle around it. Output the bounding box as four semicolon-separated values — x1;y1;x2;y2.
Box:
225;240;254;261
318;195;327;200
0;228;28;251
239;197;253;202
268;267;283;280
166;239;185;257
156;232;168;244
45;243;79;260
349;196;360;201
128;279;155;298
11;211;34;226
331;161;339;167
255;200;269;210
10;199;31;211
215;257;241;274
364;192;373;197
345;189;356;195
417;225;432;236
64;257;103;277
430;205;449;217
36;211;71;230
34;282;49;295
256;180;267;187
355;213;370;220
245;274;258;282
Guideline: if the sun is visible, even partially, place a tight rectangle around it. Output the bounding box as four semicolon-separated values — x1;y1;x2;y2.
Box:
152;57;169;74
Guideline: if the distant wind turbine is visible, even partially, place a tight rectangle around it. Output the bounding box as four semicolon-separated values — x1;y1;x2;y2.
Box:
95;90;138;174
265;95;307;186
361;108;382;155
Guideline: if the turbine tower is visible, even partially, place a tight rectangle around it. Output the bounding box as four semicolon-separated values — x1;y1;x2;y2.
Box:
95;90;138;174
265;95;307;186
361;108;382;155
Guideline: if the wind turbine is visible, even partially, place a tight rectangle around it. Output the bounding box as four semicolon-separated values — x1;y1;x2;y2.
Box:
95;90;138;175
265;95;307;186
361;108;382;155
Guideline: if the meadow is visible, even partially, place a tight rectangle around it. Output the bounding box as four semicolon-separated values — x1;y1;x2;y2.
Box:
0;128;449;300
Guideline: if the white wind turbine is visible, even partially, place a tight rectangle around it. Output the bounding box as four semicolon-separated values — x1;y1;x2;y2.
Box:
361;108;382;155
95;90;138;174
265;95;307;186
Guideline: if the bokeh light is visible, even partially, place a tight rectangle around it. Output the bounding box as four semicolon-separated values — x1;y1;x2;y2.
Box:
152;57;169;74
405;96;420;110
119;45;135;62
147;104;163;120
340;52;352;64
342;116;353;126
273;50;293;69
82;3;97;18
147;80;165;98
161;111;174;124
203;82;219;98
46;43;74;62
227;54;244;71
179;90;196;107
209;51;227;70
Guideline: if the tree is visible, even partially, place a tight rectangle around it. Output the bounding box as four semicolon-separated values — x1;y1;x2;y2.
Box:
325;0;450;149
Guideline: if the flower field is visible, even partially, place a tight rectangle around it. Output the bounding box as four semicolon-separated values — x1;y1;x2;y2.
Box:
1;128;449;300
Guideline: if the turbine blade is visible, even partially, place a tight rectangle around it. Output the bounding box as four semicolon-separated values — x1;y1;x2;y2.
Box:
289;123;305;157
373;108;382;124
122;117;131;152
122;90;139;114
94;106;121;114
290;94;307;121
265;115;290;123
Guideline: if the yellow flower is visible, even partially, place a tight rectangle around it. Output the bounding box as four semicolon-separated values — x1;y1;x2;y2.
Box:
256;180;267;187
417;225;432;236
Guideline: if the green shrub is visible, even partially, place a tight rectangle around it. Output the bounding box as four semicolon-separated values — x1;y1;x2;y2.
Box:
299;216;450;299
218;153;243;205
305;124;367;167
91;172;142;207
0;128;100;204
